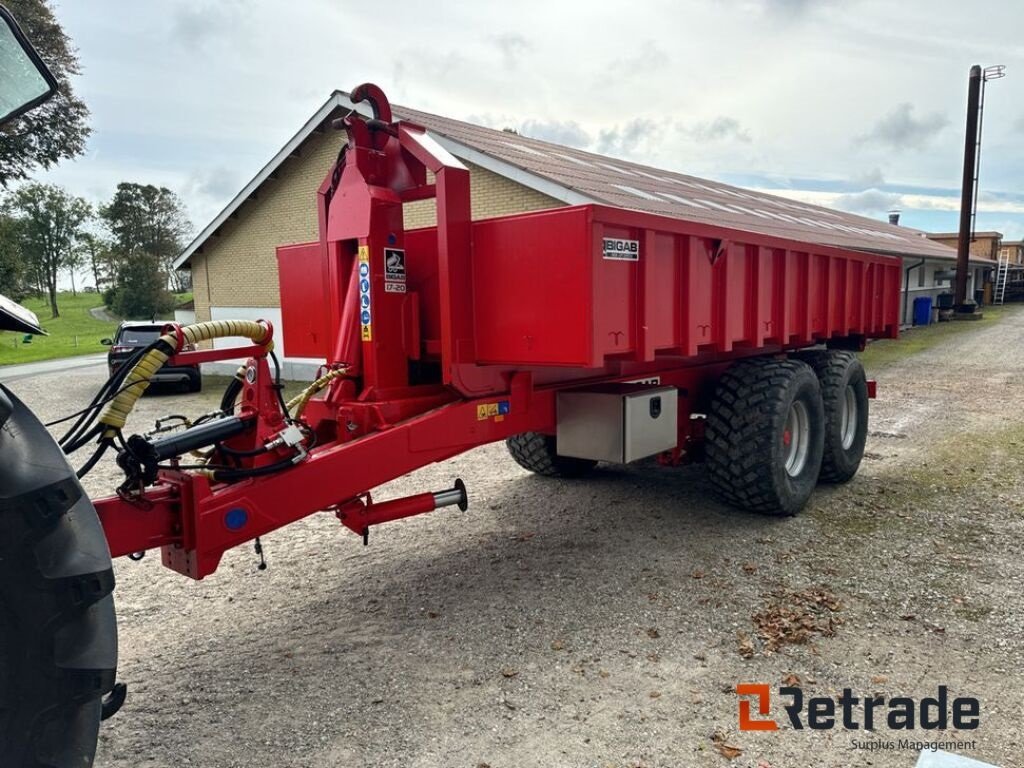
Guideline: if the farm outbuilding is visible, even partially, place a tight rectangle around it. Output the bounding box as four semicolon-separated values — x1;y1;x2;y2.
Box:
174;92;992;376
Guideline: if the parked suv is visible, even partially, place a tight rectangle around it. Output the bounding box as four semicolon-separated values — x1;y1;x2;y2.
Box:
102;321;202;392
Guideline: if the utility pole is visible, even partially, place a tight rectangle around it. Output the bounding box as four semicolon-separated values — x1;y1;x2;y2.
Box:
954;66;982;309
954;64;1005;312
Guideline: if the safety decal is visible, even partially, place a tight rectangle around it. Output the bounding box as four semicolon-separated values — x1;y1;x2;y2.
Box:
602;237;640;261
476;400;511;422
358;245;372;341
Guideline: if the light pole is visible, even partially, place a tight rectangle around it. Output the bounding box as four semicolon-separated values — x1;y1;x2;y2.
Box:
954;64;1005;311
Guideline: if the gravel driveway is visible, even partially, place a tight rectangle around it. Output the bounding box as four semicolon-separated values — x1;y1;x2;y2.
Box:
8;307;1024;768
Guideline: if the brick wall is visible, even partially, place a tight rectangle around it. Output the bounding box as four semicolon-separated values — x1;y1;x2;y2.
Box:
191;129;564;323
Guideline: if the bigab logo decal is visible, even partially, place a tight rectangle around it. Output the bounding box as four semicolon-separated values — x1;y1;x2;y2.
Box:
384;247;406;293
602;237;639;262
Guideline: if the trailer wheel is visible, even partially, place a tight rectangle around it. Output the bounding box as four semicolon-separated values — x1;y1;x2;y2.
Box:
506;432;597;478
792;350;868;483
0;385;117;768
705;358;824;515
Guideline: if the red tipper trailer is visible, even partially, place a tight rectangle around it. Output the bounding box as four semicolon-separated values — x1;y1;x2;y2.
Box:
0;84;899;763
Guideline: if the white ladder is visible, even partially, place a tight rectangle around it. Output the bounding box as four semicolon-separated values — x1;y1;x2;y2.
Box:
994;251;1010;305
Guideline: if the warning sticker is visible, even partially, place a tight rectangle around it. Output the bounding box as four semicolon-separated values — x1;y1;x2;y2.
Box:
384;248;406;284
358;245;372;341
602;237;640;261
384;282;407;294
476;400;511;422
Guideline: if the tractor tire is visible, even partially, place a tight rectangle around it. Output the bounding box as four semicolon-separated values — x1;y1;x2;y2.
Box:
705;358;824;516
0;385;118;768
792;350;869;483
506;432;597;478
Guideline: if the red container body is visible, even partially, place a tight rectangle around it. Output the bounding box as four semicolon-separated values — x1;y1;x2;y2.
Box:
280;204;900;374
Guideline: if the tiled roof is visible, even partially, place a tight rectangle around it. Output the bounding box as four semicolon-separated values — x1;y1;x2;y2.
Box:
177;91;968;268
394;103;960;261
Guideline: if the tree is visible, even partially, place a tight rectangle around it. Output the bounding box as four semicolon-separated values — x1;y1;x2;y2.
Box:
5;183;91;317
107;253;174;319
76;231;114;291
64;239;84;295
0;212;26;298
100;183;192;292
0;0;90;187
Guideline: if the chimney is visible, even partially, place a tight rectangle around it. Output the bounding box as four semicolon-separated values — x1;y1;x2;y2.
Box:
888;209;901;226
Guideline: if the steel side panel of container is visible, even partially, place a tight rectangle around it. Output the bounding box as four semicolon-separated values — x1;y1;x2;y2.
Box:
472;207;594;366
471;205;900;368
276;242;329;359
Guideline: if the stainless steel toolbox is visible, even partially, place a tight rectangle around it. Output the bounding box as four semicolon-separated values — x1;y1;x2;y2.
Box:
556;384;678;463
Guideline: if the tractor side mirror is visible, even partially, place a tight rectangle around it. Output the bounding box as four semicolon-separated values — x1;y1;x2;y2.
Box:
100;337;113;346
0;4;58;127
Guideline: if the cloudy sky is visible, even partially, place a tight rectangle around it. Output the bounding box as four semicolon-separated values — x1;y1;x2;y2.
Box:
32;0;1024;254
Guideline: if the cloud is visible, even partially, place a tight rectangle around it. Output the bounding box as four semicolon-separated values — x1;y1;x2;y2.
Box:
728;0;840;18
182;167;242;206
608;43;670;74
760;0;817;14
595;118;661;157
172;1;248;51
491;33;532;68
832;188;903;215
1015;115;1024;133
683;116;751;143
519;119;591;148
856;103;949;150
852;167;885;187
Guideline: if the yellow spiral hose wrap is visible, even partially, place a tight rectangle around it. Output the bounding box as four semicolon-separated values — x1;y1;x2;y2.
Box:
98;320;272;435
286;367;348;419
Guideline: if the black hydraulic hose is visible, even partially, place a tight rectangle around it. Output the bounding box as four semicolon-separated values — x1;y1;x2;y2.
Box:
269;351;289;415
210;455;297;483
217;442;271;458
76;439;111;479
59;341;163;452
47;377;154;429
59;345;145;443
220;374;244;414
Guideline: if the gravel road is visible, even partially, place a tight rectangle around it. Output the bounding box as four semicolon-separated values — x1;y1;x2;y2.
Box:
8;308;1024;768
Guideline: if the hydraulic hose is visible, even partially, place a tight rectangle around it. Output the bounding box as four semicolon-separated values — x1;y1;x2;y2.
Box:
97;320;272;437
220;365;247;414
286;367;348;419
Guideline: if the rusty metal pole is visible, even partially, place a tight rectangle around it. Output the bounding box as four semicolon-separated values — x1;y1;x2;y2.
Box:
954;65;982;308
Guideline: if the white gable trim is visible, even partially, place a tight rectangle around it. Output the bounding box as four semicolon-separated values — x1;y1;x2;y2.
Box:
429;134;594;208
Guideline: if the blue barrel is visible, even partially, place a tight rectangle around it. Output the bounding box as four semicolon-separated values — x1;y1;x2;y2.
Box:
912;295;933;326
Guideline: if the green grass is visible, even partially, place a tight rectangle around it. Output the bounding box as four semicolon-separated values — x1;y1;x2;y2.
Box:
0;292;119;366
859;303;1018;371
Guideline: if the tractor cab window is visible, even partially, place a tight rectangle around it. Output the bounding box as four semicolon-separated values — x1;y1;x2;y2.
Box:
0;6;58;125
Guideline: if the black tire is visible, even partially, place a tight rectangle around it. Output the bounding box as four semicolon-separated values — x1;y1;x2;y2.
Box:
792;350;869;483
705;358;824;516
506;432;597;478
188;372;203;393
0;385;117;768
